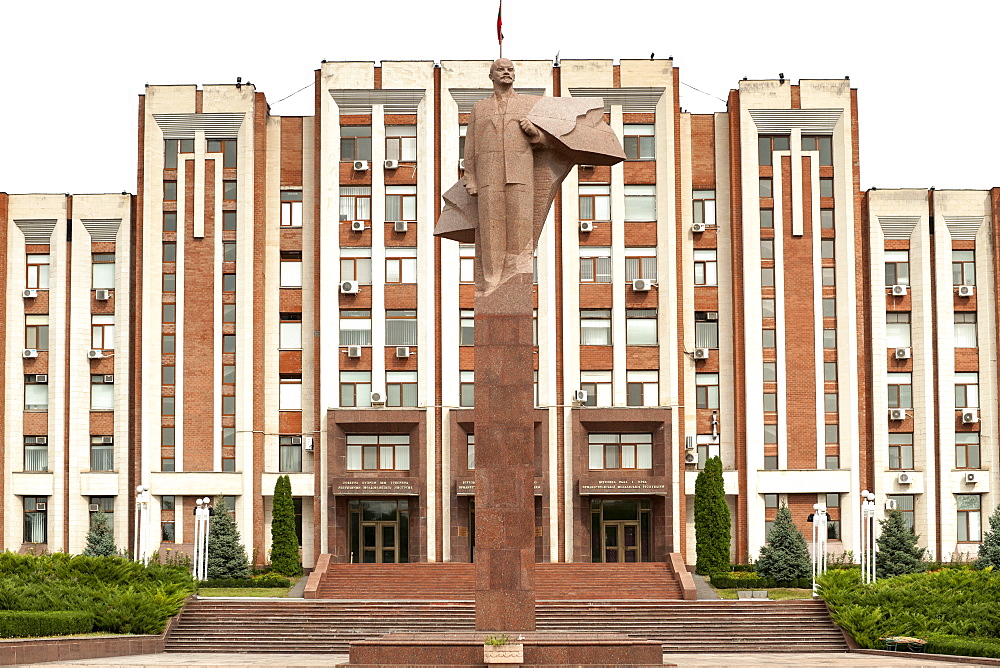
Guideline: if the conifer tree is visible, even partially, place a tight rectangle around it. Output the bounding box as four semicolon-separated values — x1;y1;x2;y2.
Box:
876;508;925;578
206;498;251;579
270;475;302;576
83;511;117;557
756;504;811;582
975;503;1000;570
694;456;731;574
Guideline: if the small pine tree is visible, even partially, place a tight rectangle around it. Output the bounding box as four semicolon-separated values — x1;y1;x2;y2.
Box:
694;456;731;575
876;508;925;578
206;498;251;579
975;503;1000;570
756;504;811;582
83;511;117;557
270;475;302;576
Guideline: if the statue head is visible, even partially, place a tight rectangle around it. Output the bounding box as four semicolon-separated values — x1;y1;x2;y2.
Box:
489;58;515;87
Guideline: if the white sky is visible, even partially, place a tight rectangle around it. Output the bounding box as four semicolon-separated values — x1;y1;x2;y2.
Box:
1;0;997;194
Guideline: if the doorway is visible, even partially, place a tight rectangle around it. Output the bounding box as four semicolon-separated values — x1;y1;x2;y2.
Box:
348;498;409;563
591;498;651;563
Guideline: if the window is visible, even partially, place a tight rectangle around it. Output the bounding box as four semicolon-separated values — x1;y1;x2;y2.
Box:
801;135;833;166
956;433;981;470
385;125;417;162
579;184;610;221
161;495;176;542
458;124;467;159
162;334;176;354
222;242;237;263
626;309;657;345
696;373;720;409
279;190;303;227
222;272;236;293
90;315;115;350
825;393;838;412
386;248;417;283
579;247;612;283
163;273;175;292
346;434;409;471
279;374;302;411
163;364;175;385
624;124;655;160
25;374;48;411
759;178;772;198
221;394;235;417
580;370;612;407
340;371;372;407
279;313;302;349
164;181;177;201
624;185;656;221
957;494;982;542
223;334;236;353
760;239;774;260
763;392;777;411
626;370;658;407
459;245;475;283
955;312;977;348
386;371;417;407
24;436;48;472
823;298;836;318
762;299;776;318
207;138;237;169
695;312;719;349
164;212;177;232
466;433;475;469
825;424;839;446
162;395;174;416
885;250;909;286
92;253;115;290
588;433;652;470
23;497;47;543
763;329;776;348
764;456;778;471
825;454;840;470
953;250;975;285
761;267;775;287
280;250;303;288
760;209;774;229
764;494;779;508
821;239;835;260
459;371;475;407
279;435;303;473
764;362;777;382
340;248;372;284
955;373;979;408
887;373;912;408
822;267;835;286
340;310;371;345
886;312;911;348
823;362;837;382
89;497;115;538
223;211;237;231
696;434;720;470
764;425;778;445
25;315;49;351
340;125;372;162
386;310;417;346
826;520;841;540
819;178;834;198
163;139;193;169
888;433;914;470
385;186;417;222
692;190;715;227
163;242;176;263
161;427;175;472
624;248;656;281
823;329;837;349
223;303;235;323
888;494;915;532
460;310;475;346
27;254;50;289
339;186;372;222
580;309;611;345
222;181;237;202
162;304;176;324
758;135;789;166
161;520;175;543
820;209;835;228
90;436;114;471
694;250;717;286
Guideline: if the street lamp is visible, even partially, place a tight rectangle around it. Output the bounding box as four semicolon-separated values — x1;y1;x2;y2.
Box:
192;497;212;581
860;490;877;584
133;485;150;564
810;503;828;597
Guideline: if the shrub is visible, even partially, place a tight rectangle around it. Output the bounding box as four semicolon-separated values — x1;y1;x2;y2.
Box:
83;511;117;557
270;475;302;576
206;498;251;580
876;509;925;578
755;505;810;582
694;456;730;575
976;503;1000;570
0;611;93;638
199;577;292;589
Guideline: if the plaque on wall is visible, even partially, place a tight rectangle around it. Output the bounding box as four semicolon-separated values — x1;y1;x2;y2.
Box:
456;481;543;496
331;478;418;496
578;479;668;495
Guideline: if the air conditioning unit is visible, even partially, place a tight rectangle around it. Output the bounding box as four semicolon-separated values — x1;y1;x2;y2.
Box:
965;472;980;484
35;502;46;511
22;348;38;358
685;436;695;450
889;408;906;421
34;374;48;383
104;374;114;383
88;349;103;359
290;436;303;445
101;436;114;444
885;499;897;511
692;222;707;233
35;436;47;444
632;278;654;292
383;159;399;170
891;284;908;296
88;504;100;512
895;347;911;359
394;220;408;233
370;391;386;406
353;160;369;172
340;280;360;294
896;472;913;484
23;289;38;299
572;389;588;404
684;452;699;465
350;220;366;232
693;348;710;360
346;345;362;358
95;289;111;301
580;164;595;170
962;409;979;424
579;221;594;233
396;346;411;358
458;158;465;170
303;436;314;451
957;285;975;297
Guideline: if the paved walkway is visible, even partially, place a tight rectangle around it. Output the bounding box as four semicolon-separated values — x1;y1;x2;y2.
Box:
692;573;721;600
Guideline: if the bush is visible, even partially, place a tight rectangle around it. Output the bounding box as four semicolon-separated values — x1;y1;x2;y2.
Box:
694;456;730;575
0;611;94;638
876;509;925;578
925;634;1000;659
270;475;302;576
755;505;811;582
206;498;251;580
200;576;292;589
976;503;1000;570
83;511;117;557
709;571;812;590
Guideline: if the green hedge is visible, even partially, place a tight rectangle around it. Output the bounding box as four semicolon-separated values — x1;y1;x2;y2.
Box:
200;577;291;589
926;634;1000;659
0;611;93;638
709;571;811;589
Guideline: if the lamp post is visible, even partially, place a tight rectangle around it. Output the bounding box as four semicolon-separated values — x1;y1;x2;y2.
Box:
810;503;828;597
860;490;877;584
133;485;150;564
192;497;212;581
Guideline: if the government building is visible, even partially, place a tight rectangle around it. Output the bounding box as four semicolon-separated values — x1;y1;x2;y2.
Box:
2;58;997;569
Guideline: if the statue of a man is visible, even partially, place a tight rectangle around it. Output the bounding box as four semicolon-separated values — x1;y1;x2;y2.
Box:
435;58;625;295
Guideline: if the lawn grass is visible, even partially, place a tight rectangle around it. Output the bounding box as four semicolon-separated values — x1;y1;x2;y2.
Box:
714;587;814;600
198;587;291;597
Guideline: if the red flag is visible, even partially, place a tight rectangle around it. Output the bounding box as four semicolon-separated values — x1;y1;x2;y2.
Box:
497;2;503;45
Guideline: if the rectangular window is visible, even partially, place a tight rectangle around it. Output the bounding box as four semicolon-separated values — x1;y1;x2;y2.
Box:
346;434;410;471
386;310;417;346
23;497;48;543
223;303;236;323
625;309;657;345
763;329;776;348
764;494;779;508
25;315;49;351
887;373;912;408
760;209;774;229
801;135;833;165
819;178;834;198
764;362;778;382
279;435;303;473
825;393;838;412
161;520;176;543
339;186;372;222
825;424;839;445
206;138;237;169
764;455;778;471
223;181;237;202
580;309;612;345
223;334;236;353
91;315;115;350
588;433;652;470
163;212;177;232
340;371;372;407
163;273;175;292
824;362;837;382
222;364;235;384
888;494;915;532
579;184;610;221
460;310;475;346
762;299;776;318
822;267;836;286
885;250;909;286
27;254;50;289
340;125;373;162
280;190;303;227
821;239;835;260
956;433;981;469
279;374;302;411
162;304;176;324
340;310;372;345
760;239;774;260
25;375;48;411
279;312;302;350
695;311;719;349
386;371;418;407
624;185;656;221
163;243;176;263
955;372;979;409
886;312;911;348
692;190;716;227
624;124;655;160
696;373;720;409
340;247;372;284
223;211;237;231
953;250;975;285
89;497;115;538
92;253;115;290
164;181;177;201
162;395;174;416
90;436;114;471
694;249;718;286
164;139;182;169
579;247;612;283
580;370;612;407
280;250;303;288
222;272;236;293
385;125;417;162
954;312;977;348
385;248;417;283
696;434;720;470
888;433;914;470
459;245;475;283
385;185;417;222
764;424;778;444
626;370;658;407
163;364;175;385
459;371;475;407
24;436;48;472
222;242;237;263
823;328;837;349
823;298;836;318
162;334;176;354
759;178;773;198
820;209;835;228
763;392;777;411
466;433;475;469
761;266;775;287
758;135;789;166
957;494;982;542
624;248;657;281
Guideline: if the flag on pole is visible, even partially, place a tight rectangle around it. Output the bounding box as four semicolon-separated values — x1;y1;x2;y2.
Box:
497;2;503;46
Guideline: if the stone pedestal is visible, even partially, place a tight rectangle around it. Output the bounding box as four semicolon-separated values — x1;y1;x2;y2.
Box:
473;275;536;631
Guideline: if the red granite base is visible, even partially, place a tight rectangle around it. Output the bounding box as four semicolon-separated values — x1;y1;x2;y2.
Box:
346;631;664;667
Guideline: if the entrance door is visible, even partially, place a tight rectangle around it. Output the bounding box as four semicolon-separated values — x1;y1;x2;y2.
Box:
361;521;399;563
591;498;652;563
348;498;409;563
603;521;640;563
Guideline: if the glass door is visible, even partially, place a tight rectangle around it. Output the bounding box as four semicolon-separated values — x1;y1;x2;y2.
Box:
602;521;640;563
